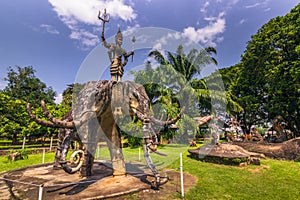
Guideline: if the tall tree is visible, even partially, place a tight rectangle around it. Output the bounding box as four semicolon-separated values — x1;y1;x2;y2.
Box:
3;66;56;107
148;45;242;116
1;66;58;143
132;45;241;142
232;4;300;135
149;45;217;82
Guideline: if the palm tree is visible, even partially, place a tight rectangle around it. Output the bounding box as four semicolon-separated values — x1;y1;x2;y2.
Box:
132;45;242;142
149;45;217;82
147;44;242;116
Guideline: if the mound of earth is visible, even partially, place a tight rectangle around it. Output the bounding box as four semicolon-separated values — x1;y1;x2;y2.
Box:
188;143;262;165
234;137;300;161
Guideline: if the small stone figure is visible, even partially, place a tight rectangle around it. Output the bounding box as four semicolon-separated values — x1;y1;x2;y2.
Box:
98;9;134;82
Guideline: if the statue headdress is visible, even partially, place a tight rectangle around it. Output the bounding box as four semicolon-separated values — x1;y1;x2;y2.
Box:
115;27;123;40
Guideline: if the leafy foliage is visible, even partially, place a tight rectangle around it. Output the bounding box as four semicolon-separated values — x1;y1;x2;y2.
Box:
223;4;300;135
131;45;230;142
3;66;56;107
0;66;64;143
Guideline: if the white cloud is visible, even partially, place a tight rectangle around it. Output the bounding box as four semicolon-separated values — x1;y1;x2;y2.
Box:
182;15;226;47
123;24;140;37
49;0;136;25
40;24;60;34
239;19;246;24
152;11;226;49
54;93;63;104
264;7;271;12
0;81;6;90
244;3;261;9
244;0;271;9
48;0;137;49
200;1;210;13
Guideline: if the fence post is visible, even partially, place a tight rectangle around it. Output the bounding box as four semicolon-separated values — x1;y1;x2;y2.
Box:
138;147;141;162
42;149;45;164
180;153;184;197
49;136;53;151
38;184;44;200
22;136;26;150
97;143;100;160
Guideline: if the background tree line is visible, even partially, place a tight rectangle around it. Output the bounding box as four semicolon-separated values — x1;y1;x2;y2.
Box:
0;66;70;144
219;4;299;136
0;3;299;145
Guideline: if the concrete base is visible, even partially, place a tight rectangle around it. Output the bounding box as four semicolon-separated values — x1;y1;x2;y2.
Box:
0;161;158;200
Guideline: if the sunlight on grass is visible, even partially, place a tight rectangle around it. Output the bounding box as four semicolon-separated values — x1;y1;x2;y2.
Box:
0;152;56;173
95;143;189;172
173;153;300;200
1;145;300;199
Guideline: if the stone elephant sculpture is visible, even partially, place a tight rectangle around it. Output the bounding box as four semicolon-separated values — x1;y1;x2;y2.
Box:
26;80;182;187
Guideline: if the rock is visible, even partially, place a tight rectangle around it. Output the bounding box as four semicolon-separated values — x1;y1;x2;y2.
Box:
249;157;260;165
260;154;266;159
9;152;21;161
188;143;261;166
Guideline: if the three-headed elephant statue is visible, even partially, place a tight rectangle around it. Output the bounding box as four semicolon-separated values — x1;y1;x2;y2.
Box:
26;80;182;187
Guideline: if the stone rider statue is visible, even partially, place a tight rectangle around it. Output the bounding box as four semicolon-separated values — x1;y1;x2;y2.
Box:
98;9;134;82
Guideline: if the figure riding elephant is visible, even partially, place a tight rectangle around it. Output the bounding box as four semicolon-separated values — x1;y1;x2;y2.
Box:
26;80;182;187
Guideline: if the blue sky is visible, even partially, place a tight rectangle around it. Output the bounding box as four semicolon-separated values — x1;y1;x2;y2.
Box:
0;0;298;103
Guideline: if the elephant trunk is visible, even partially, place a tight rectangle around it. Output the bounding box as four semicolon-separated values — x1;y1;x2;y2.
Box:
59;131;83;174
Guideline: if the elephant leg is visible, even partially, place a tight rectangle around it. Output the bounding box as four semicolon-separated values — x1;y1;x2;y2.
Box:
80;150;94;177
143;121;160;188
79;119;99;177
106;122;126;176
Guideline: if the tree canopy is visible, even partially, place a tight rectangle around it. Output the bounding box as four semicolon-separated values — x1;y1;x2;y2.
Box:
222;4;299;135
3;66;56;107
0;66;63;143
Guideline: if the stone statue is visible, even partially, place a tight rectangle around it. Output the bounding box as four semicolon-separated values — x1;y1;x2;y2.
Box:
26;80;183;187
98;9;134;82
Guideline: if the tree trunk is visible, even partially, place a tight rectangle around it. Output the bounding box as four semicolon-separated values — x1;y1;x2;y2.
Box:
22;136;26;150
12;134;18;145
42;136;45;147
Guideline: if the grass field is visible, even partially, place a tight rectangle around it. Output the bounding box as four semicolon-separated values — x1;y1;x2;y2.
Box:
0;152;56;173
168;153;300;199
1;145;300;199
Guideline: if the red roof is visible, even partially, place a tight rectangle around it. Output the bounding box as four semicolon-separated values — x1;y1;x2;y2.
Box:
194;116;212;126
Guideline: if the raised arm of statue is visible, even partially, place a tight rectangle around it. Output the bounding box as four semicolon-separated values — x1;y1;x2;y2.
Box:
102;36;111;49
122;51;134;67
98;8;110;49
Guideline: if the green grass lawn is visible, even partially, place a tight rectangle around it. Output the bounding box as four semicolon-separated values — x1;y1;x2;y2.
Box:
0;152;56;173
168;152;300;200
1;145;300;199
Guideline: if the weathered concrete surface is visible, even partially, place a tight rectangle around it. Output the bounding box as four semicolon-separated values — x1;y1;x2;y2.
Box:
0;161;153;200
0;161;197;200
189;143;261;158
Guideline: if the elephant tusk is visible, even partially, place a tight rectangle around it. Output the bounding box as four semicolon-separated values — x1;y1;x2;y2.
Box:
150;106;185;126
